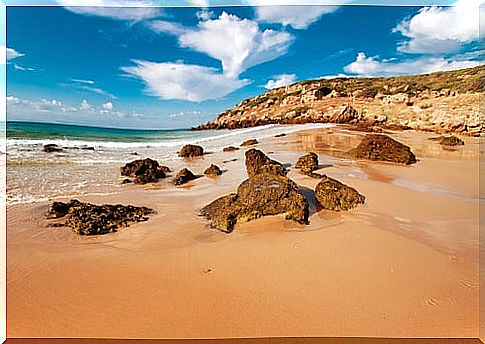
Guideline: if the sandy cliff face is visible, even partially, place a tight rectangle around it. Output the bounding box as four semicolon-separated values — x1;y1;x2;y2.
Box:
194;66;484;136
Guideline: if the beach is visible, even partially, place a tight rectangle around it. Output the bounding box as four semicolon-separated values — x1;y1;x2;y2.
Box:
6;125;480;338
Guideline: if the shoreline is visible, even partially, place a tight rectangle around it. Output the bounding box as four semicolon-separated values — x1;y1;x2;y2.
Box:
7;125;480;338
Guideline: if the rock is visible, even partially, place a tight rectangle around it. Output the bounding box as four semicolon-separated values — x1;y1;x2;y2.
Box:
315;176;365;211
429;135;465;146
295;152;319;173
347;134;417;165
245;148;287;178
43;144;63;153
174;168;197;185
179;144;204;158
122;178;133;184
120;158;166;184
240;139;259;147
158;165;171;173
45;199;155;235
223;146;239;152
204;164;222;177
315;86;333;99
200;173;309;233
275;133;287;138
81;146;95;151
330;104;360;124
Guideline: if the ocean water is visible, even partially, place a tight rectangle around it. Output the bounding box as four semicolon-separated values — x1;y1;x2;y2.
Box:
6;121;334;205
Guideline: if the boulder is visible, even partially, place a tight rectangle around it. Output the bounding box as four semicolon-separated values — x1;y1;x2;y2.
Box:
120;158;166;184
315;176;365;211
347;134;417;165
429;135;465;146
200;173;309;233
223;146;239;152
330;104;361;124
240;139;259;147
179;144;204;158
245;148;287;178
43;144;63;153
46;199;155;235
295;152;319;173
204;164;222;177
174;168;197;185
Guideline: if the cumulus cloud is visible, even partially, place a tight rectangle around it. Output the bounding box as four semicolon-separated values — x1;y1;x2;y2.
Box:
344;52;479;77
80;99;91;110
57;0;163;21
122;60;249;102
1;45;25;65
151;12;293;79
264;74;297;89
394;0;480;54
102;101;114;110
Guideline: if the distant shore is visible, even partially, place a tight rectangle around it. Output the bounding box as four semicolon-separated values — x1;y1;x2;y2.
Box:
7;125;480;338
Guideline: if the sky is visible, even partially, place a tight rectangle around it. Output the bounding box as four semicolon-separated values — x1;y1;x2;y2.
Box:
2;0;482;129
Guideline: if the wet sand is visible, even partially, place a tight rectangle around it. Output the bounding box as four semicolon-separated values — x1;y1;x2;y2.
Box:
6;127;480;338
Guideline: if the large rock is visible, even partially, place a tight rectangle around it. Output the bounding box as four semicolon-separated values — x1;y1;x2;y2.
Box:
347;134;417;165
179;144;204;158
46;199;155;235
245;148;287;178
204;164;222;177
330;104;361;124
120;158;167;184
200;173;309;233
429;135;465;146
174;168;197;185
315;176;365;211
295;152;319;173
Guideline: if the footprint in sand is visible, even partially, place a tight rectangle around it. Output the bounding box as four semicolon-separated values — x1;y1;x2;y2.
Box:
203;268;213;274
459;280;476;289
427;298;438;306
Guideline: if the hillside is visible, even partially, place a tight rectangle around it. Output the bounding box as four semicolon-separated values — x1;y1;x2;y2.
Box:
193;66;484;136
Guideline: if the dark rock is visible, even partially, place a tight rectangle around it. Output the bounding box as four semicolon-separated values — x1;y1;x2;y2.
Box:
179;144;204;157
223;158;238;163
43;144;63;153
46;199;155;235
330;104;360;124
429;135;465;146
245;148;287;178
122;178;133;184
347;134;417;165
295;152;319;173
275;133;287;138
315;176;365;211
174;168;197;185
159;165;171;173
81;146;95;151
223;146;239;152
240;139;259;147
120;158;166;184
305;172;325;179
131;152;139;156
200;173;309;233
204;164;222;177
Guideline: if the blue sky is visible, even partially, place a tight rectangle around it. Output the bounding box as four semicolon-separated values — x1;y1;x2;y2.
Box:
3;0;481;129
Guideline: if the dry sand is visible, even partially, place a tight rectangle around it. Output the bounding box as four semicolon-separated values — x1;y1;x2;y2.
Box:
6;127;480;338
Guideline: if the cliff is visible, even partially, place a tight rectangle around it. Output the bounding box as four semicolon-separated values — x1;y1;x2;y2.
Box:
193;66;484;136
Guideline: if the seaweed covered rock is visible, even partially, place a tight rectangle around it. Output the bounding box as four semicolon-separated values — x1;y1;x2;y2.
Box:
179;144;204;158
43;144;63;153
429;135;465;146
120;158;167;184
347;134;416;165
240;139;258;147
204;164;222;177
315;176;365;211
295;152;319;173
245;148;287;178
174;168;197;185
200;173;309;233
45;199;155;235
223;146;239;152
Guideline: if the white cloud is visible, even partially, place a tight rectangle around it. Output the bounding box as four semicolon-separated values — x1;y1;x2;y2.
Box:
1;45;24;65
122;60;249;102
264;73;297;89
255;5;338;29
80;99;91;110
394;0;480;54
71;79;95;84
148;21;189;36
13;64;34;71
344;52;479;77
151;12;293;79
57;0;163;21
61;79;116;99
102;101;114;110
196;9;214;21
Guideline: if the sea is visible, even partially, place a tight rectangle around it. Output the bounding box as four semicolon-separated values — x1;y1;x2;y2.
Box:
6;121;333;205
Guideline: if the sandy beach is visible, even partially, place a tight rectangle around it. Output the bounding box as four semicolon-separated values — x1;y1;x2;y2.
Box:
6;126;480;339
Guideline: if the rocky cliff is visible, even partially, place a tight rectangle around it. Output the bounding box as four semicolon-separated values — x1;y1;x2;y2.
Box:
193;66;484;136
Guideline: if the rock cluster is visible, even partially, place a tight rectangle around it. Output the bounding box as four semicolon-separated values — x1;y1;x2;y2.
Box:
204;164;223;177
179;144;204;158
46;199;155;235
200;150;309;233
295;152;319;173
120;158;169;184
347;134;417;165
315;176;365;211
